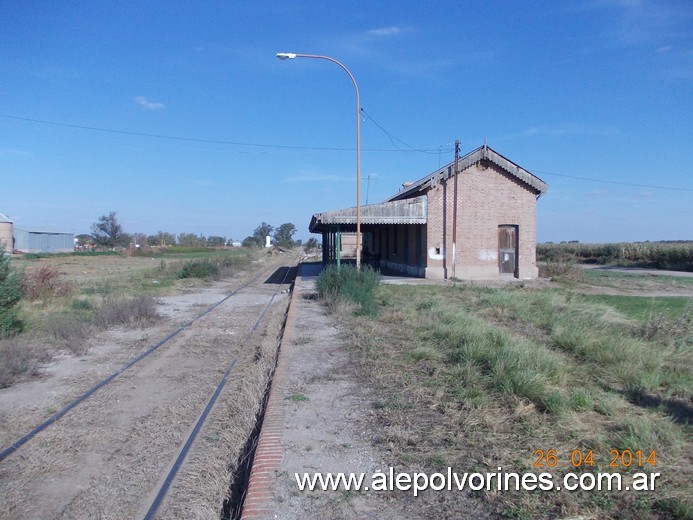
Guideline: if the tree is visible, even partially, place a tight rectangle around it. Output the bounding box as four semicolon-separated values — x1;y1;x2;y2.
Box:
242;236;260;248
91;211;129;248
148;231;177;247
206;235;226;247
253;222;274;244
304;237;320;252
178;233;206;247
131;232;148;248
0;245;23;336
274;223;297;248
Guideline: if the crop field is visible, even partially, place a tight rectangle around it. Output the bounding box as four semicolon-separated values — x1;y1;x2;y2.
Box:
537;242;693;272
322;268;692;519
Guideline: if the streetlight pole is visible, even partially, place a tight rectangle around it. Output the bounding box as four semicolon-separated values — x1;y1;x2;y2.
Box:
276;52;361;270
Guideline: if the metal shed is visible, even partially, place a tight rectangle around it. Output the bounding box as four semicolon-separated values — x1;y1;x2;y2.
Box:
13;228;75;254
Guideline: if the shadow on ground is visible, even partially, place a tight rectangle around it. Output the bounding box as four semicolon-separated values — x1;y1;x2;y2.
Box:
264;266;297;284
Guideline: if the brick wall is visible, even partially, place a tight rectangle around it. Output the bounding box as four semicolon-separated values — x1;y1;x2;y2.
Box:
425;160;539;280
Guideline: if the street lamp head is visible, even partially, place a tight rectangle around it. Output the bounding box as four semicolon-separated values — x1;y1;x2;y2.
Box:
276;52;296;60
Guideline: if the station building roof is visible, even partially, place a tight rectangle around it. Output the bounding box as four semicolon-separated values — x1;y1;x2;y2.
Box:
309;195;427;233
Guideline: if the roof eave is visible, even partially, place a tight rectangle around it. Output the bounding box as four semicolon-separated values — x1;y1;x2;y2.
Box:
387;145;548;201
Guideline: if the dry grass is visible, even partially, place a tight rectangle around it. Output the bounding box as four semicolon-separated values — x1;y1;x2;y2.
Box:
337;283;692;519
538;258;586;282
0;340;44;388
21;265;74;301
93;295;159;328
156;295;289;519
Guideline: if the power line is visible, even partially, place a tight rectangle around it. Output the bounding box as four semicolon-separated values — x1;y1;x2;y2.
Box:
532;169;693;192
0;113;440;154
0;114;348;151
359;108;451;155
2;113;690;192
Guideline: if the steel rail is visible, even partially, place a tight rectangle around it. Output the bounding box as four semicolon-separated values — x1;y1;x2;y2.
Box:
142;261;297;519
0;257;293;463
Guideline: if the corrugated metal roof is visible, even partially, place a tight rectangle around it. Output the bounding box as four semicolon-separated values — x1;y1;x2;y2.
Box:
310;196;427;232
388;144;548;201
13;227;73;235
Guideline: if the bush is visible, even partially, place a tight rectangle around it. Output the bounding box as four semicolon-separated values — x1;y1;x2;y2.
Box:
538;258;586;281
0;248;23;337
316;265;380;316
43;314;91;349
94;296;159;328
179;260;219;279
0;340;40;388
21;265;73;300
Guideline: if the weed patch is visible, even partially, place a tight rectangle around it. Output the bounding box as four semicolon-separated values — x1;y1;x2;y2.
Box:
0;340;43;388
21;265;73;301
0;249;23;337
42;314;91;353
340;283;691;519
94;296;159;328
179;260;219;279
316;265;380;316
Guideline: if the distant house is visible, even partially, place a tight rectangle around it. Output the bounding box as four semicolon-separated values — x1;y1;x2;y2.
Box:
309;144;548;280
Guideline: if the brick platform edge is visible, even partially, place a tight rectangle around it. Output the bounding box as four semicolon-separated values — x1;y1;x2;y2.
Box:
240;262;303;520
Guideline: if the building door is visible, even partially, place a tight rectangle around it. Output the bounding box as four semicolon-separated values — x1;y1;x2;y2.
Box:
498;225;518;277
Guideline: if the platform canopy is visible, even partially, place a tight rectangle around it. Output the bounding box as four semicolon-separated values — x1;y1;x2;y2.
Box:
309;195;427;233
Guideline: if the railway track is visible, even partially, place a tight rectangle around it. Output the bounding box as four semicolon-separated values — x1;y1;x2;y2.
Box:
0;254;299;519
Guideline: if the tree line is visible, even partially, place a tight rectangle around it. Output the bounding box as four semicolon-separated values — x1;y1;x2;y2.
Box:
80;212;303;250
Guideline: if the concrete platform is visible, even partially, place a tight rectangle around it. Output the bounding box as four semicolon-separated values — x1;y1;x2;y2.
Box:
240;263;396;519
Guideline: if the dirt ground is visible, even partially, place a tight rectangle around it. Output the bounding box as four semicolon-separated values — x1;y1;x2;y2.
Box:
247;263;494;520
0;255;294;519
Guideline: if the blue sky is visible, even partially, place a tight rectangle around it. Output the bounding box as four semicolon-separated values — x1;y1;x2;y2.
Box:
1;0;691;243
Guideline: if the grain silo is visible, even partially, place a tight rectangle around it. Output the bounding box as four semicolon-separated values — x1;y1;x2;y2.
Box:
0;213;13;254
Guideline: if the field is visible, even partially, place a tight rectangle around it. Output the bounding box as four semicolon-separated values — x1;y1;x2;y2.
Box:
537;242;693;272
322;267;692;519
0;249;256;388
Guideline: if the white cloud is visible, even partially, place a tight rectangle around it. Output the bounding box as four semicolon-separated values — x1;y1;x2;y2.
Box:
134;96;165;110
368;26;402;38
496;124;621;141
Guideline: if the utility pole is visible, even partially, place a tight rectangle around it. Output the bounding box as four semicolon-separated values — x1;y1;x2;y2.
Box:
451;140;460;280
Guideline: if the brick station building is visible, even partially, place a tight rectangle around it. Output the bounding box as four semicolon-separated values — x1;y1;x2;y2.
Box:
309;144;548;280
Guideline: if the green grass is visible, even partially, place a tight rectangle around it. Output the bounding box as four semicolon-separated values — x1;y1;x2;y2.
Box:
134;247;254;259
22;251;120;259
583;268;693;286
316;264;380;316
179;259;220;279
579;294;692;321
336;283;692;519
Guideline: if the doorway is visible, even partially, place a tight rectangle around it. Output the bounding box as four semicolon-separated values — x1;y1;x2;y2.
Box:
498;225;518;277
